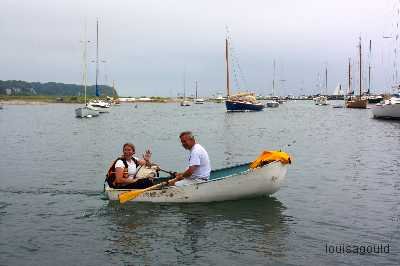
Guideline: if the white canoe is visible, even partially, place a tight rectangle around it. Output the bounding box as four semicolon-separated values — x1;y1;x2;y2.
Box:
105;161;288;203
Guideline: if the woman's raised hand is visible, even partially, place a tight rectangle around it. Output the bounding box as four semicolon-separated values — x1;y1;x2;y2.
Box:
143;149;152;162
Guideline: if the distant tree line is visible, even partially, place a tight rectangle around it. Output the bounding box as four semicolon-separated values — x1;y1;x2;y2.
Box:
0;80;117;97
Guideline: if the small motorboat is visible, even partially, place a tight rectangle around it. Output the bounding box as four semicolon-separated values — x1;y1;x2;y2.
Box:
105;151;291;203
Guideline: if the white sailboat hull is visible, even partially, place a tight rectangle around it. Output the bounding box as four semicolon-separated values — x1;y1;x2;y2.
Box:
75;106;100;118
180;100;191;106
372;102;400;119
105;161;288;203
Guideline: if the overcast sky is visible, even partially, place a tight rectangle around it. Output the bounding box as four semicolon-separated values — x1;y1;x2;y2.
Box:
0;0;398;96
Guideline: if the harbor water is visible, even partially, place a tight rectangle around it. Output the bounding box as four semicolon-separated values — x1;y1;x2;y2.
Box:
0;101;399;265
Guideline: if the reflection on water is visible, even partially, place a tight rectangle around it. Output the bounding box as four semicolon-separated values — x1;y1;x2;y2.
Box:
102;197;288;265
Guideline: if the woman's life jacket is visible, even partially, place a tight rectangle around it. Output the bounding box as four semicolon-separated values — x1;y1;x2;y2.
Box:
106;157;138;187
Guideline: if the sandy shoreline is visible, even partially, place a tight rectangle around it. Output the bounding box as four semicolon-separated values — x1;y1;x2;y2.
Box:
0;100;53;105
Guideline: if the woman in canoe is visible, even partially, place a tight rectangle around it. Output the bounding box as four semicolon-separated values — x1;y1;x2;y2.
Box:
106;143;155;189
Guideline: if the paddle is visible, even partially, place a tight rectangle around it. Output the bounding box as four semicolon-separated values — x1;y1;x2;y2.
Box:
118;172;178;204
158;168;176;175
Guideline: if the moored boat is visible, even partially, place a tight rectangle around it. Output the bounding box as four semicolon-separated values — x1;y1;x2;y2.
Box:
266;60;279;108
180;100;192;106
224;38;264;112
367;95;383;104
105;160;289;203
314;67;330;106
371;93;400;119
179;68;191;107
225;97;265;111
88;99;111;108
75;23;100;119
75;105;100;118
193;81;205;104
346;97;368;109
213;94;225;103
346;37;367;109
314;95;329;106
194;98;205;104
266;100;279;108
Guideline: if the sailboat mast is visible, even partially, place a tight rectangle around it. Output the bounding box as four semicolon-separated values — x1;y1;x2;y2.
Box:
317;72;321;94
95;18;100;97
83;23;88;105
112;80;115;96
368;39;371;94
84;42;87;105
195;80;198;99
225;39;230;98
183;70;186;100
272;59;276;96
348;58;351;95
325;67;328;95
359;37;362;99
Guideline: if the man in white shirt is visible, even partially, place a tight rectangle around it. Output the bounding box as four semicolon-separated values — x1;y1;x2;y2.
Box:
169;131;211;187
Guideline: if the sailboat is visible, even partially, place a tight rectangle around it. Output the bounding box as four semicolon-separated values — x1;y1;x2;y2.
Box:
314;67;329;106
224;38;264;112
331;84;345;108
332;84;343;97
88;19;111;111
371;4;400;118
371;41;400;118
193;81;205;104
364;40;383;104
75;24;100;118
180;70;191;106
346;38;368;109
111;80;120;105
266;59;279;108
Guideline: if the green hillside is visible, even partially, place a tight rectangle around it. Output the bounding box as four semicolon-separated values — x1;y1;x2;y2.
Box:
0;80;116;97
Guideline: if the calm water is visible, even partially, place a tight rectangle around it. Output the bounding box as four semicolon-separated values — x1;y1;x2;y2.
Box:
0;101;399;265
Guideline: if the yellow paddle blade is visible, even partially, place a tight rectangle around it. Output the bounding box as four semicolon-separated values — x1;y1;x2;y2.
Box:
119;189;146;203
118;182;166;203
250;150;292;169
